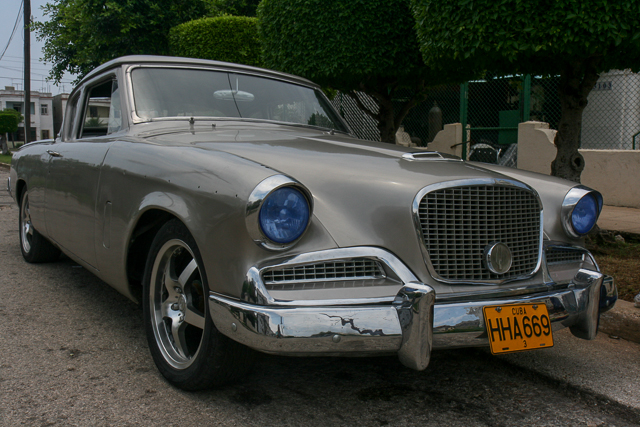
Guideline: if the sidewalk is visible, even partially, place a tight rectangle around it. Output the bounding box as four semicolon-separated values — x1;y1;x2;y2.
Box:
598;205;640;235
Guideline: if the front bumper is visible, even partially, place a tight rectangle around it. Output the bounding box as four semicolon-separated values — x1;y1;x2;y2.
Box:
208;268;611;371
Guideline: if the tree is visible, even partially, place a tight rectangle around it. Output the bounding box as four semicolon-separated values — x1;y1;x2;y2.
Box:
411;0;640;182
206;0;261;16
0;109;23;155
170;16;262;67
33;0;208;84
259;0;462;143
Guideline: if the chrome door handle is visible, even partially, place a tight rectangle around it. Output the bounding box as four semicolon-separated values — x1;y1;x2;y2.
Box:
47;150;63;158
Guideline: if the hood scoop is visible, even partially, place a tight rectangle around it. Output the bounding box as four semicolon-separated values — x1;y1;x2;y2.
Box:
401;151;462;161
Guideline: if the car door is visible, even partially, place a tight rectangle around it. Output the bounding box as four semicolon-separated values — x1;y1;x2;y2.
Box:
45;75;123;269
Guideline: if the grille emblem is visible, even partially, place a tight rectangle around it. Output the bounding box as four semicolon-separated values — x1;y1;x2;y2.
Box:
484;242;513;274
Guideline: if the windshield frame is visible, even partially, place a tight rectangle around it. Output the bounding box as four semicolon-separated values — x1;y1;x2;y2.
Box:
124;64;351;134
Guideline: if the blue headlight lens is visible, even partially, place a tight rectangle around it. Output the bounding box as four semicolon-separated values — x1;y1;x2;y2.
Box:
571;194;598;235
259;187;310;244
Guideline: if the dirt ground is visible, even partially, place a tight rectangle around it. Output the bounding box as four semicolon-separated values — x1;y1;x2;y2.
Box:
587;234;640;303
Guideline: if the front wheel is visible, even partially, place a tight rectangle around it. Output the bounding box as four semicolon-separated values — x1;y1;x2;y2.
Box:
142;219;254;390
19;190;60;263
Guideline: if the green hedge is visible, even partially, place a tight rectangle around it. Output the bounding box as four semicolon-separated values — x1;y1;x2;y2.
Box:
258;0;427;91
169;16;262;67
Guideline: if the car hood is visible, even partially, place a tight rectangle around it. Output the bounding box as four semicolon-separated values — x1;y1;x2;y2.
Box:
142;125;510;194
143;126;522;265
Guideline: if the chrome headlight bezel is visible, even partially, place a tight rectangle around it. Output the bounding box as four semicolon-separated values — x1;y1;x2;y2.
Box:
561;186;603;238
246;174;313;251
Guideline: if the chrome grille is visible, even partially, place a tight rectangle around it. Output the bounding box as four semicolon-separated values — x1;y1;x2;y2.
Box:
545;248;585;265
418;184;542;282
262;259;385;285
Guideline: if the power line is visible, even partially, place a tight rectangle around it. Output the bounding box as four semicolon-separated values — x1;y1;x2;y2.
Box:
0;58;57;69
0;0;24;62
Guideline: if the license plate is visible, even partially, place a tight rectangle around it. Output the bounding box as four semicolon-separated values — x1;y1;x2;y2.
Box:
483;303;554;354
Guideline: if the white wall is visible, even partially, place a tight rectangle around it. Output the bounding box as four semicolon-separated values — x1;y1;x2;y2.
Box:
517;121;640;208
581;70;640;150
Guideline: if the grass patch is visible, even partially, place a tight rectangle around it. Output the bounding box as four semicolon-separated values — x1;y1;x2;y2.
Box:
587;236;640;303
0;153;12;165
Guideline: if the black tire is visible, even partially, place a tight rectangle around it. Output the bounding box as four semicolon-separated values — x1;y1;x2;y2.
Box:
19;190;61;263
142;219;255;390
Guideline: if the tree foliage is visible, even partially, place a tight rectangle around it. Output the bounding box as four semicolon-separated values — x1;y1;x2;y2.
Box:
206;0;261;16
170;16;262;67
0;109;23;155
33;0;208;84
411;0;640;182
259;0;453;143
0;109;23;134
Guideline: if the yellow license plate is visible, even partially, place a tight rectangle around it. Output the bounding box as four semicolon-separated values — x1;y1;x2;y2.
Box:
483;303;554;354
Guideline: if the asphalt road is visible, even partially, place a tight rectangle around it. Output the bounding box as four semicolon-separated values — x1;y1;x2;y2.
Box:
1;168;639;427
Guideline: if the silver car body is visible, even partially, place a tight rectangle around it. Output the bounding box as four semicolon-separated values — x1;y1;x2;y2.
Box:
8;56;616;372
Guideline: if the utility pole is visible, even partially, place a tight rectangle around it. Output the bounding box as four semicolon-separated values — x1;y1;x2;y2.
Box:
24;0;31;144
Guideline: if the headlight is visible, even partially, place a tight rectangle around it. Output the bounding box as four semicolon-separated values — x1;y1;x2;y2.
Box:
259;187;310;243
246;175;313;250
561;186;602;237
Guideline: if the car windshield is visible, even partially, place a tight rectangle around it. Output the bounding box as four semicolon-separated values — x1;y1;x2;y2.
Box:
130;67;347;132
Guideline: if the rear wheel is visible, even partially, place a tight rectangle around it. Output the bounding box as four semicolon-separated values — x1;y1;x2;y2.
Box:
142;219;254;390
19;190;61;263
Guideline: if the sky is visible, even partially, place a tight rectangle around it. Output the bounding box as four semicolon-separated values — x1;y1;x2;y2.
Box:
0;0;76;95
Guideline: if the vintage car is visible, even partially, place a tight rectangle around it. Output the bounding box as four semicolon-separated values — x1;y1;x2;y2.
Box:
8;56;617;390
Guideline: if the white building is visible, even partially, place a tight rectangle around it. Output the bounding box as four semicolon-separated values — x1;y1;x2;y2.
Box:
0;86;55;146
581;70;640;150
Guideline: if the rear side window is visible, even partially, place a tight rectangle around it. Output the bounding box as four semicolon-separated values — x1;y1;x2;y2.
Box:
80;78;122;138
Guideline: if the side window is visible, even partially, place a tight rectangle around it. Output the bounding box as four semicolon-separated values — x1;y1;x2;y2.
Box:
80;78;122;138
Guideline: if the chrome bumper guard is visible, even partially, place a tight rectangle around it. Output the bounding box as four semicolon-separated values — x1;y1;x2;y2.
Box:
209;269;606;371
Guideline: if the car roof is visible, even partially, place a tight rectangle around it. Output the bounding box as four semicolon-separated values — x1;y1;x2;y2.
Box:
78;55;320;89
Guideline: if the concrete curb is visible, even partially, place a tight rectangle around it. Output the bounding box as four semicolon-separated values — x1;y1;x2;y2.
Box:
599;300;640;344
0;162;10;171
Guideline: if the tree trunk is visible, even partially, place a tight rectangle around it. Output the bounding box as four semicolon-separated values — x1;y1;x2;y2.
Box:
377;96;397;144
551;58;601;183
348;80;427;144
0;134;10;156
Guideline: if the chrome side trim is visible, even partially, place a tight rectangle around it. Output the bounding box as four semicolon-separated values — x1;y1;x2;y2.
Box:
561;186;603;238
412;178;544;285
240;247;419;306
245;174;314;251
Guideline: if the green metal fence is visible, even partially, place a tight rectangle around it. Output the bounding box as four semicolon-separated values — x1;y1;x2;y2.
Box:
331;70;640;163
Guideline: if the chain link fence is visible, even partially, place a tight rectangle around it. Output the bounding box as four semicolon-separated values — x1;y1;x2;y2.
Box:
331;70;640;163
581;70;640;150
331;85;462;146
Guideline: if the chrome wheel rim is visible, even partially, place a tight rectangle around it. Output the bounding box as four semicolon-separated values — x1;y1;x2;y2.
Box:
149;239;207;370
20;193;33;254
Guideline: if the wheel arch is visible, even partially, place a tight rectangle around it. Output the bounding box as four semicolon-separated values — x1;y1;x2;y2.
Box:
125;208;181;302
16;179;27;207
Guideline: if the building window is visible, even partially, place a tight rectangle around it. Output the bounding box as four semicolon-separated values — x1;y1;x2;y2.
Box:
42;130;50;139
41;104;49;115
